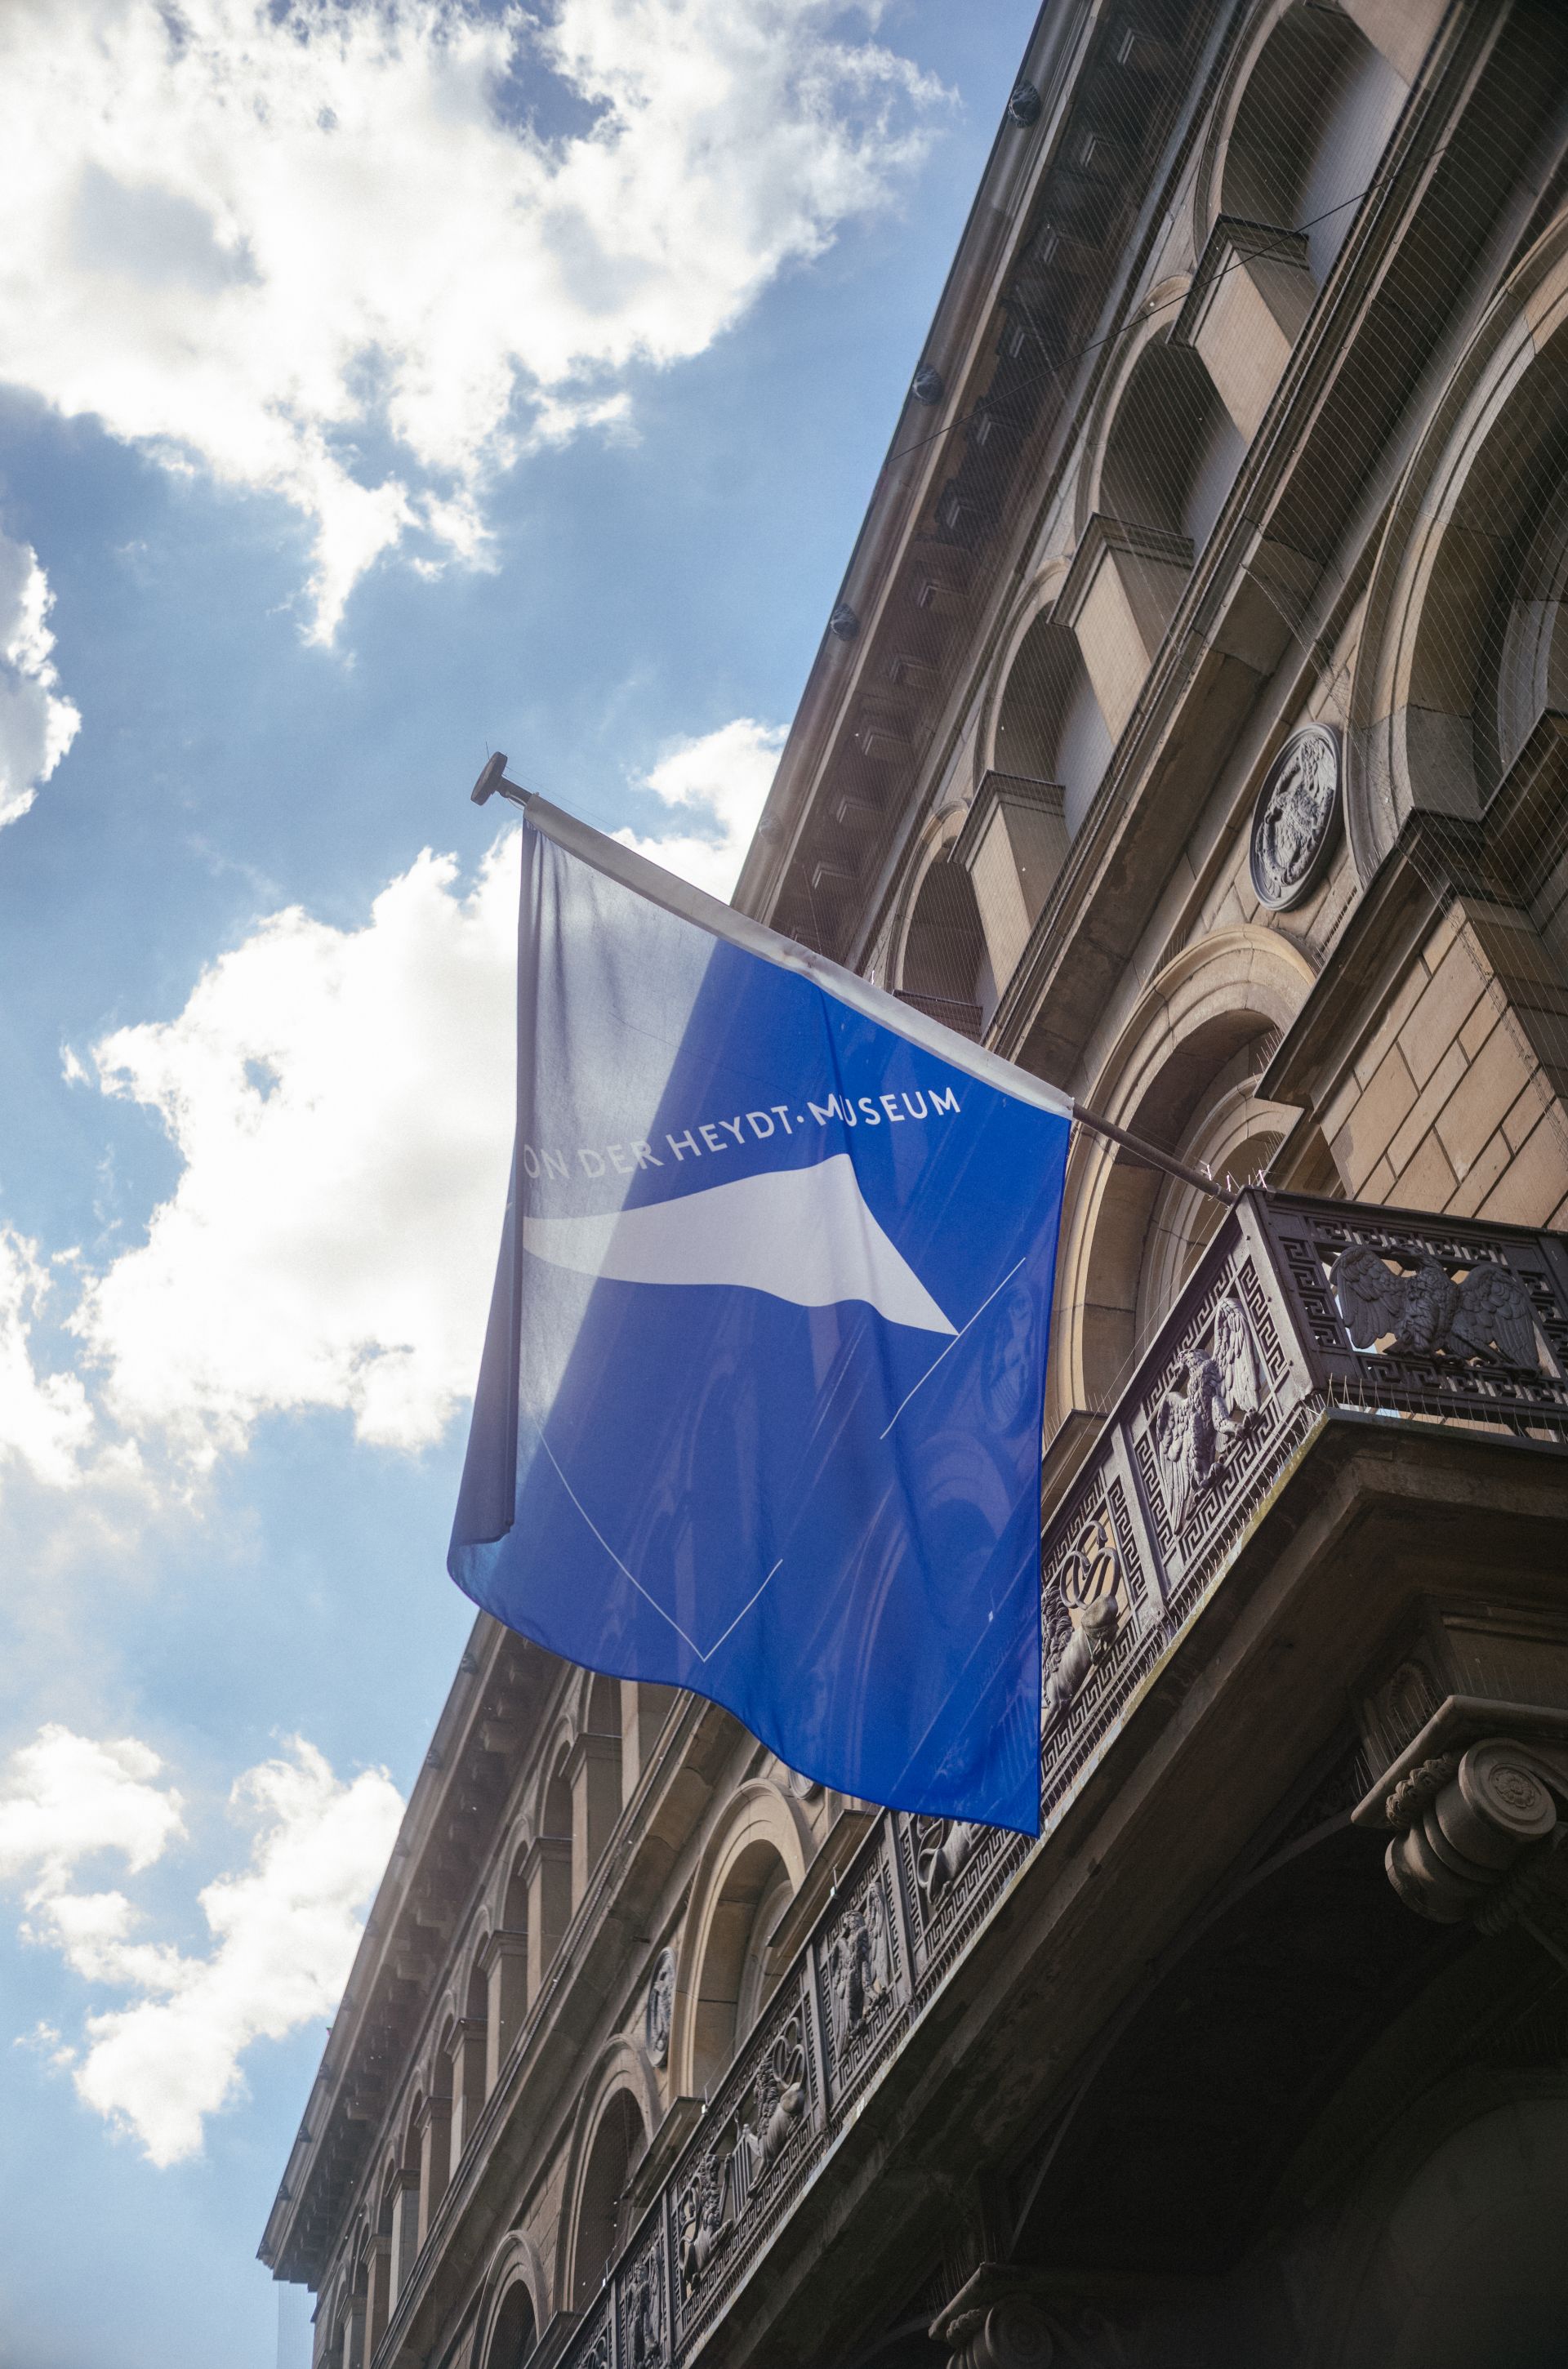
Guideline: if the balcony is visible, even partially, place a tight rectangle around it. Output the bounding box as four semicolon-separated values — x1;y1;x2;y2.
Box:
546;1191;1568;2369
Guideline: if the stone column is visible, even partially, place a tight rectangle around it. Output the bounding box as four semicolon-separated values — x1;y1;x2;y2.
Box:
523;1833;573;2006
415;2095;452;2250
568;1729;622;1899
621;1681;679;1805
481;1929;530;2091
386;2170;420;2306
448;2016;488;2162
1174;218;1316;443
343;2291;367;2369
1057;514;1193;740
364;2237;392;2360
955;773;1068;994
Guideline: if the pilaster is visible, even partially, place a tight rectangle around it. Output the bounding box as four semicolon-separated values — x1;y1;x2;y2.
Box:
480;1927;530;2091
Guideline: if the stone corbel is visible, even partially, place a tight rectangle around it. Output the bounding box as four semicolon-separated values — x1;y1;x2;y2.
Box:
1353;1700;1568;1928
954;773;1069;999
930;2273;1054;2369
929;2248;1209;2362
1171;216;1315;442
1055;514;1193;739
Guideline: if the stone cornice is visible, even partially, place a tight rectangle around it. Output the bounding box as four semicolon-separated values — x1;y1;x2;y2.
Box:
366;1694;742;2364
730;0;1231;943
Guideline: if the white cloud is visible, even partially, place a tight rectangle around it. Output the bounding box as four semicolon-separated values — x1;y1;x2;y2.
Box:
615;715;783;898
27;724;773;1476
0;1725;184;1901
74;838;521;1462
0;1229;95;1486
1;1724;402;2164
0;0;942;638
0;527;80;832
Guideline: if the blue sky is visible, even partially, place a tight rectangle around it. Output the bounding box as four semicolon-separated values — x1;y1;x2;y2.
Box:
0;6;1036;2363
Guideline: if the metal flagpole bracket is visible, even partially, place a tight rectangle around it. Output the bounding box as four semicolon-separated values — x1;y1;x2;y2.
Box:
466;754;1232;1206
1070;1100;1236;1205
471;752;532;812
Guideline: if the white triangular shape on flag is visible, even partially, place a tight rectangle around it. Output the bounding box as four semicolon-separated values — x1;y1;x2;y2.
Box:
522;1151;955;1334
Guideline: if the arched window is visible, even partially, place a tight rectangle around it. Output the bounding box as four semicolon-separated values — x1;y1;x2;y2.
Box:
530;1753;574;1976
691;1840;791;2099
1220;5;1404;285
993;611;1112;837
571;2092;647;2308
486;2282;537;2369
542;1756;572;1845
571;1678;624;1895
897;857;991;1036
388;2109;422;2306
1048;931;1315;1441
1100;339;1246;562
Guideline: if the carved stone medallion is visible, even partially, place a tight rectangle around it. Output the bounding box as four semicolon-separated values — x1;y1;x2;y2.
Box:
644;1946;675;2068
1249;724;1340;911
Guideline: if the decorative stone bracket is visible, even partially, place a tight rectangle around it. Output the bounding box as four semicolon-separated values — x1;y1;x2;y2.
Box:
1355;1703;1568;1928
929;2270;1056;2369
929;2264;1152;2369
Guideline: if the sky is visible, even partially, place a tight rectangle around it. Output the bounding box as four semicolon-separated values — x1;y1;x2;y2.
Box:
0;5;1038;2363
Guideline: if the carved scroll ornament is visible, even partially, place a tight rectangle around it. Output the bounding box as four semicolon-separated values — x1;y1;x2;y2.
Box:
1381;1738;1566;1923
1042;1512;1121;1727
915;1817;983;1912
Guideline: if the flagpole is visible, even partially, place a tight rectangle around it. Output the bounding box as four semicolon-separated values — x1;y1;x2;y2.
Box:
470;755;1235;1205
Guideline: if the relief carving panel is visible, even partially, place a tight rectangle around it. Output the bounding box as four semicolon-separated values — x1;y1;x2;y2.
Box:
673;1975;817;2338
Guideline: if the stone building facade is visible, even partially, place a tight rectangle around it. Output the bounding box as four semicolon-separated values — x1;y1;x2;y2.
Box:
264;5;1568;2365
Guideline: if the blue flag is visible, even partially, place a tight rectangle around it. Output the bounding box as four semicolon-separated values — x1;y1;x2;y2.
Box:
449;806;1071;1834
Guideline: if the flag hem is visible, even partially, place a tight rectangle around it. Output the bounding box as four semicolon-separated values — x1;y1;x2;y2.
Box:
520;795;1074;1123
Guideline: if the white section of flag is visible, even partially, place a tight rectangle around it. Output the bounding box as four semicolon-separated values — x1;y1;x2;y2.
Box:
522;1152;955;1334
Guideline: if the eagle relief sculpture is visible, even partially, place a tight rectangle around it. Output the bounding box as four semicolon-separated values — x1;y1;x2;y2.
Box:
1153;1298;1260;1535
1330;1243;1540;1366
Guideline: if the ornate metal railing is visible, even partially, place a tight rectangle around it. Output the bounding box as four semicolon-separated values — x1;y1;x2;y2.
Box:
556;1191;1568;2369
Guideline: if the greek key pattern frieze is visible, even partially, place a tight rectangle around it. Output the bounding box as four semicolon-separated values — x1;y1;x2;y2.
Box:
817;1836;907;2108
547;1191;1568;2369
895;1812;1026;1988
1260;1199;1568;1431
618;2205;670;2369
572;2300;612;2369
671;1970;817;2346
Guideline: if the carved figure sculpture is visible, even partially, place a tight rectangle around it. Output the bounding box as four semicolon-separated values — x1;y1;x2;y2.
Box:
676;2159;726;2300
1153;1298;1258;1533
825;1883;891;2056
626;2254;663;2369
1331;1244;1539;1365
